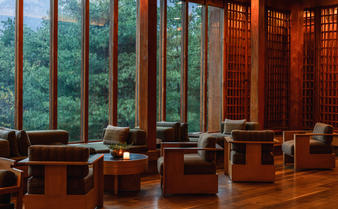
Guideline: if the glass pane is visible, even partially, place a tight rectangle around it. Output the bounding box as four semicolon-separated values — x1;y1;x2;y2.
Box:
88;0;109;140
0;0;15;128
167;0;182;122
58;0;82;142
117;0;136;127
23;0;50;130
188;3;201;132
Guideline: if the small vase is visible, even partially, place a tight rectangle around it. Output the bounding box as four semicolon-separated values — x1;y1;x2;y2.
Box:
111;149;124;159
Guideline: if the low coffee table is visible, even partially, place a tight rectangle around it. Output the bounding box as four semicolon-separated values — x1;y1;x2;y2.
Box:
103;153;148;195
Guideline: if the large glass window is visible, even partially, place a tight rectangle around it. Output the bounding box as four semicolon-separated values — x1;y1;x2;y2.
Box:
23;0;50;130
58;0;82;141
117;0;136;127
187;3;201;132
0;0;15;128
88;0;109;140
167;0;182;122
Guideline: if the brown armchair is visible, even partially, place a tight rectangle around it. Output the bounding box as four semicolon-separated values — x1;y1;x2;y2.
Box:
0;158;23;209
224;130;275;182
157;134;221;195
282;122;336;170
18;145;104;209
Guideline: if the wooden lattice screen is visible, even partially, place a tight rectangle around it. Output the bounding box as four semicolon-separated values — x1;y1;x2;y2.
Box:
264;9;290;129
302;9;316;129
224;2;251;120
319;7;338;128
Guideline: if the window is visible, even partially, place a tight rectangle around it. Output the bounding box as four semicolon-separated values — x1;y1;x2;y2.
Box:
0;0;15;128
88;0;109;140
117;0;137;127
187;3;201;132
166;0;182;122
23;0;50;130
58;0;82;141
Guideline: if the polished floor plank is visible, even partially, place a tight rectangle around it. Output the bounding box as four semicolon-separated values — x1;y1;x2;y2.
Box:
103;156;338;209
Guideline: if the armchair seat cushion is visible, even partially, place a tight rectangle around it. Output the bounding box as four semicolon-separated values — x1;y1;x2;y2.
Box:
157;154;216;175
230;150;274;165
28;168;94;195
282;139;332;156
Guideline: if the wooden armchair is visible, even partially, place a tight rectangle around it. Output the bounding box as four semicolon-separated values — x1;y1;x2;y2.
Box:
0;158;23;209
282;123;336;170
224;130;276;182
17;145;104;209
157;134;222;195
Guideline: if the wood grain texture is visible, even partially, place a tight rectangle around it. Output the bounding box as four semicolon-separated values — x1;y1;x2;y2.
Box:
15;0;23;130
109;0;118;126
103;156;338;209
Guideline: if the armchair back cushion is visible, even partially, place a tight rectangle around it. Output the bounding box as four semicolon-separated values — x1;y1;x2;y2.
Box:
27;130;68;145
0;139;10;158
0;129;20;157
223;119;247;134
180;123;189;142
198;134;217;162
312;122;334;144
103;126;129;145
128;128;146;145
156;121;180;140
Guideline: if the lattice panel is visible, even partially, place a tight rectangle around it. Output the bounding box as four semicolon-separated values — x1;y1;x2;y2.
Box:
302;9;316;129
320;7;338;128
224;2;251;120
265;9;290;129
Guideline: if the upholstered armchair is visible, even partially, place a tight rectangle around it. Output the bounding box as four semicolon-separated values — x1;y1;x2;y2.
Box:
282;122;336;170
0;158;23;209
157;134;221;195
224;130;275;182
156;121;189;142
18;145;104;209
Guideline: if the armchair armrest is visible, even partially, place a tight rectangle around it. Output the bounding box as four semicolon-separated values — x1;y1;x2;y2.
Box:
294;133;338;137
225;137;276;144
160;142;197;155
17;154;104;166
0;157;16;169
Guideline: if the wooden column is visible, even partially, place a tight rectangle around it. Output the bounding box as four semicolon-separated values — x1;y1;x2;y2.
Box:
15;0;23;130
180;1;188;123
159;0;167;121
250;0;265;128
289;3;304;130
207;6;223;132
49;0;58;130
200;4;208;132
136;0;157;150
109;0;118;126
81;0;89;142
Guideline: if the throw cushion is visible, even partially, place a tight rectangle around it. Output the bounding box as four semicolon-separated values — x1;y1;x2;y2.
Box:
103;125;130;145
223;119;247;134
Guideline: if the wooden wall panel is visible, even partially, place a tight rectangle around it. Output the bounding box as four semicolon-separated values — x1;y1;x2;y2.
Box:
264;9;290;129
224;2;251;121
319;7;338;128
302;9;315;129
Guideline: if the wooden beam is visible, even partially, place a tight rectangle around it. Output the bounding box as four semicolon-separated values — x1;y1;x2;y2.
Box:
49;0;58;130
159;0;167;121
200;4;208;132
109;0;118;126
15;0;23;130
207;6;223;132
289;3;304;130
81;0;89;142
250;0;265;128
180;1;188;123
136;0;157;150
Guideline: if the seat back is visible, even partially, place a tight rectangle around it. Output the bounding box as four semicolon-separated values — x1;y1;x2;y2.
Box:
198;134;217;162
312;122;334;145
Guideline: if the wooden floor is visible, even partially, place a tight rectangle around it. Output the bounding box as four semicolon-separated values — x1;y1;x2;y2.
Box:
103;156;338;209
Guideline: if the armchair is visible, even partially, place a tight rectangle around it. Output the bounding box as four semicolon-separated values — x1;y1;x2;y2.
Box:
282;122;336;170
224;130;275;182
156;121;189;142
18;145;104;209
0;158;23;209
157;134;221;195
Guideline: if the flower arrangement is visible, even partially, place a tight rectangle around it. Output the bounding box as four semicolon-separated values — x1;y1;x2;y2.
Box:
109;143;129;159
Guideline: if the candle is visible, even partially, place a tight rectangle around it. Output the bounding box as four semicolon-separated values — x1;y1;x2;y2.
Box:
123;152;130;160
